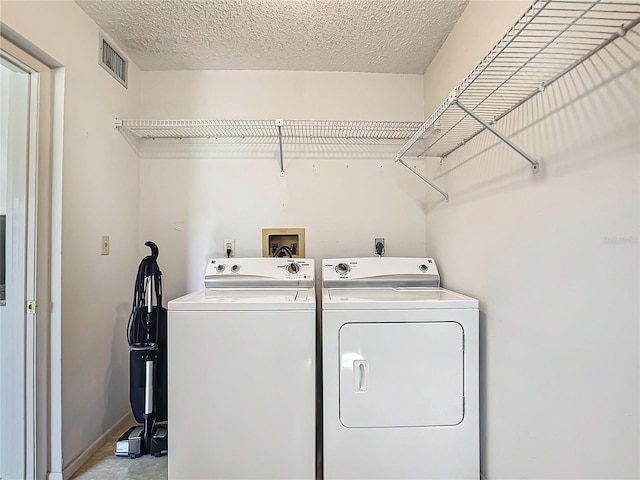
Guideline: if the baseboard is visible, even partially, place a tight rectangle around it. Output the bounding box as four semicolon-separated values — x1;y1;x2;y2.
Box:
62;412;134;480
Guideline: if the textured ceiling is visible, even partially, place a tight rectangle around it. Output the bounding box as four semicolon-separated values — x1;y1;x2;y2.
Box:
76;0;469;74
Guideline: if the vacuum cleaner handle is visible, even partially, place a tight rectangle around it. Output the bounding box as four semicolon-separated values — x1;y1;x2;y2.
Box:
145;241;159;259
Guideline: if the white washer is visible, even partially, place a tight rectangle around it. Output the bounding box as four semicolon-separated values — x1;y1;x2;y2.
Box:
322;257;479;480
168;257;316;480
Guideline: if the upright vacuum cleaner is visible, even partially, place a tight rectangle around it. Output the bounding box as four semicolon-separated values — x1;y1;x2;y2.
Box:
115;241;168;458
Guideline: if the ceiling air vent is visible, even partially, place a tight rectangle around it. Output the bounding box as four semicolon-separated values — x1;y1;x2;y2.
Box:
99;35;127;88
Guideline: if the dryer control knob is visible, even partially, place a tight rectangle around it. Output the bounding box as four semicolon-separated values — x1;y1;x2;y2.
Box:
216;264;226;273
287;263;301;274
335;263;350;274
231;264;240;273
419;264;429;272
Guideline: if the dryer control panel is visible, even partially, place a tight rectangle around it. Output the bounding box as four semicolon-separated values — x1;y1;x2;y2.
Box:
322;257;440;288
205;257;315;288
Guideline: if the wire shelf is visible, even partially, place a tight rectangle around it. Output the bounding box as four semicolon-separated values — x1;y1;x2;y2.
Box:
116;119;425;146
397;0;640;162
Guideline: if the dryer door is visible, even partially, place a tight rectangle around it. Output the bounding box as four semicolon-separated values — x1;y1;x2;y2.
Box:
339;321;464;428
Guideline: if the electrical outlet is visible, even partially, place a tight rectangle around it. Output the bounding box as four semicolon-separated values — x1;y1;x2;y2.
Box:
101;235;110;255
375;238;385;256
224;239;235;258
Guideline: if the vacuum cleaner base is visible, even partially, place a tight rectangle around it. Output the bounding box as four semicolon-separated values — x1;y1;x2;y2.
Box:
115;424;167;458
115;426;144;458
151;424;168;457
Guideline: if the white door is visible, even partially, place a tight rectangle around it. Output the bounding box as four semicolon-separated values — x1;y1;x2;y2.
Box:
0;49;38;480
339;321;464;428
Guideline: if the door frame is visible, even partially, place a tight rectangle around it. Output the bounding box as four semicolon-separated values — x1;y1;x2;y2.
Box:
0;34;63;480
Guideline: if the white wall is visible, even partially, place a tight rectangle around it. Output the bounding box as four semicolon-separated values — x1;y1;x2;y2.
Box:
140;71;428;298
423;1;639;478
1;0;142;471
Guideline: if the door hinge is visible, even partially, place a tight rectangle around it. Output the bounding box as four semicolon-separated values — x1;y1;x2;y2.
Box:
26;300;36;314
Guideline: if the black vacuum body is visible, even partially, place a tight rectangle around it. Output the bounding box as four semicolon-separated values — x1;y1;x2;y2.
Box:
116;241;168;458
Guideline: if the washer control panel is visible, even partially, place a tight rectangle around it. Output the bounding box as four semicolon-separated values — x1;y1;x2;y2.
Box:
322;257;440;287
205;257;315;288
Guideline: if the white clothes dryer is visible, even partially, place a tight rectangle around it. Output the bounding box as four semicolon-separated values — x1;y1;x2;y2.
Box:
322;257;479;480
168;257;316;480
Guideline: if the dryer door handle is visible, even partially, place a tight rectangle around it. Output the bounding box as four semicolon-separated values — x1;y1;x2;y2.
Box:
354;360;368;392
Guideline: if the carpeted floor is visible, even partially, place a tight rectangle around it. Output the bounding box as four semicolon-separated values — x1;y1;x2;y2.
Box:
70;423;321;479
70;425;167;480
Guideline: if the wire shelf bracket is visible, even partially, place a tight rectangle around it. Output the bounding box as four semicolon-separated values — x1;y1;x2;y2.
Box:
275;118;285;176
398;158;449;201
396;0;640;199
454;99;539;172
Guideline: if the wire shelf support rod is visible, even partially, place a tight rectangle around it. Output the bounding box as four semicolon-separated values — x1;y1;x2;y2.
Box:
398;159;449;201
453;99;539;172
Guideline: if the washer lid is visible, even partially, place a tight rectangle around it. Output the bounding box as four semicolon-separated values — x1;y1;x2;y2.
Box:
323;287;477;309
168;288;316;311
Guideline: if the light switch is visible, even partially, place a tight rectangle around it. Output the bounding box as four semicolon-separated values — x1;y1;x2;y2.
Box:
101;235;110;255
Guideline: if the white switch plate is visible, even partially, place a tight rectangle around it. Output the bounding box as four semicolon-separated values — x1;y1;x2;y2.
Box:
101;236;110;255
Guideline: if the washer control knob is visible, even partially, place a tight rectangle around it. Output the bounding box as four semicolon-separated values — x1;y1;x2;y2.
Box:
419;264;429;272
231;264;240;273
216;264;226;273
287;263;301;274
335;263;350;274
